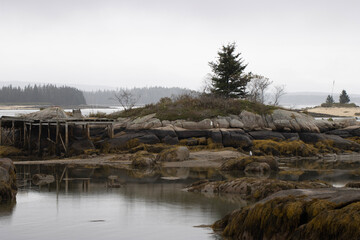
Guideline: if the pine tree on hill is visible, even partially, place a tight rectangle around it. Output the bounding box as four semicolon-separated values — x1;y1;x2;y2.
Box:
209;43;251;98
326;95;334;105
339;90;350;104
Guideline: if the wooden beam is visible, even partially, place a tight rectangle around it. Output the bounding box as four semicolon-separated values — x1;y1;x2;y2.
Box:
56;121;60;155
48;122;51;139
59;134;66;152
28;123;32;152
110;123;114;138
86;124;90;139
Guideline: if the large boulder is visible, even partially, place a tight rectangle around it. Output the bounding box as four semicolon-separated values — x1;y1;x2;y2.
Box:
25;107;68;120
221;130;252;148
131;151;157;168
229;119;244;128
161;135;179;145
104;131;160;151
326;125;360;138
156;146;190;162
299;133;360;151
214;188;360;240
209;130;223;144
239;111;266;130
213;118;230;128
0;158;17;202
182;119;213;129
175;128;210;139
269;109;320;133
148;126;177;140
248;130;285;141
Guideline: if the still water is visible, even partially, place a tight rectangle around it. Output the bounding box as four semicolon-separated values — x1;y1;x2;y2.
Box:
0;180;242;240
0;107;122;118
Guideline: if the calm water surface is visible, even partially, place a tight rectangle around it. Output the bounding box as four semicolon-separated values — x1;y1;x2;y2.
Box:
0;107;123;117
0;181;243;240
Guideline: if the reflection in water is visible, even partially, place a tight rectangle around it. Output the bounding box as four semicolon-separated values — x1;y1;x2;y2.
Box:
1;167;245;240
4;155;360;240
0;201;16;217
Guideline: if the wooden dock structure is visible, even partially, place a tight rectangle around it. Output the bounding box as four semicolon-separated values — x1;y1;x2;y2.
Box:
0;116;116;155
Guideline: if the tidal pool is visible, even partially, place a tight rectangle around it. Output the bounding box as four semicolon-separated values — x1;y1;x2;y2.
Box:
0;181;243;240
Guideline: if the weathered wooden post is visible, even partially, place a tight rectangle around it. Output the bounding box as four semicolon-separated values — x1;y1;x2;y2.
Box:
86;123;90;139
38;121;42;155
110;123;114;138
56;121;60;155
23;122;27;148
28;123;32;152
48;122;51;139
65;122;69;154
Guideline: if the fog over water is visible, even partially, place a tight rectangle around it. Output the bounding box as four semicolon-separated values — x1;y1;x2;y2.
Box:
1;0;360;94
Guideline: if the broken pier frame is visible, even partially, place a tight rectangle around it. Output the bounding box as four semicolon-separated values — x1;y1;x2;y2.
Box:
0;116;115;155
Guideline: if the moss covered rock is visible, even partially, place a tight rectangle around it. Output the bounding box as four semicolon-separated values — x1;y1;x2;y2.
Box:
156;146;190;162
220;156;278;172
251;140;319;157
213;188;360;240
184;177;330;201
0;158;17;202
130;151;157;168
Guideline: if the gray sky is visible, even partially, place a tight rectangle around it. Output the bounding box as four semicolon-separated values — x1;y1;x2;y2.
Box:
1;0;360;93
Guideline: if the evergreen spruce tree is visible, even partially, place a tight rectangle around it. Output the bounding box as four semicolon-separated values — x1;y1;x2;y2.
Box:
209;43;251;98
325;95;334;105
339;90;350;104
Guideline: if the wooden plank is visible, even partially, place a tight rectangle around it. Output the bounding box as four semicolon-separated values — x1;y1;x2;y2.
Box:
59;134;66;152
56;121;59;144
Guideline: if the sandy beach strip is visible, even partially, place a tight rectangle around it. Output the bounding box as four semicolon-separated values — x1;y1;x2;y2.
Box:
307;107;360;117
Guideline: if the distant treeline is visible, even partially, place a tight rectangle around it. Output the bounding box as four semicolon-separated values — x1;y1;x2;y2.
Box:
0;84;86;105
83;87;193;106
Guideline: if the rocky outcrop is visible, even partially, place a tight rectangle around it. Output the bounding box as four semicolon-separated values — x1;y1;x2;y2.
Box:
299;133;360;151
156;146;190;162
25;107;68;120
248;130;285;141
213;188;360;240
184;177;330;201
0;158;17;202
131;151;157;168
220;156;278;172
221;130;252;148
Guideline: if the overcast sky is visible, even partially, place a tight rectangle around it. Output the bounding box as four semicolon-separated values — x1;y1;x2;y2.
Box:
1;0;359;93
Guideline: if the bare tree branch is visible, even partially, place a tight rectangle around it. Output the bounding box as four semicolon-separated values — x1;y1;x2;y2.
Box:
273;85;286;106
246;74;272;104
112;89;139;111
